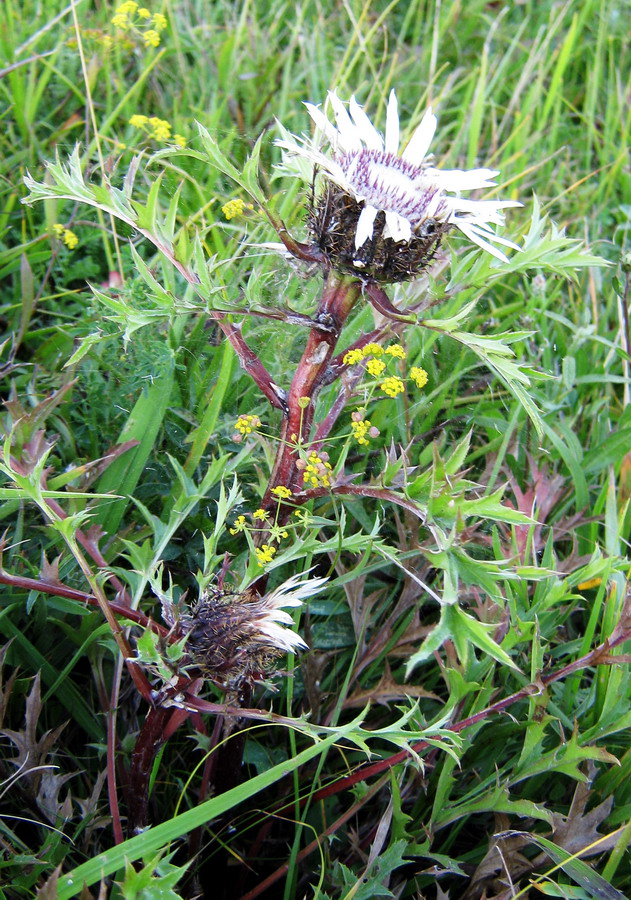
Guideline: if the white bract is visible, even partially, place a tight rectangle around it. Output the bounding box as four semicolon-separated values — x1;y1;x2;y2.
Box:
277;91;521;262
255;573;328;653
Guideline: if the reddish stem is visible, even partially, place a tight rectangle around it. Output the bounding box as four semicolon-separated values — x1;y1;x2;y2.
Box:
259;272;361;518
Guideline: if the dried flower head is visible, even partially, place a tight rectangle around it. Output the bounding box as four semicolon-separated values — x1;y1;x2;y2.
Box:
277;91;520;282
175;573;327;688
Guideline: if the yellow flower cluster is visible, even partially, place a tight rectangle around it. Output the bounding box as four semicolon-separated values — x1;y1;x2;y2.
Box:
343;342;406;366
350;409;379;446
271;486;293;500
350;418;372;446
342;348;364;365
111;2;167;47
222;198;254;220
52;224;78;250
302;451;332;489
128;114;186;146
234;414;262;436
255;544;276;566
409;366;428;389
229;514;246;535
380;376;405;398
342;339;428;401
366;358;385;378
226;505;294;568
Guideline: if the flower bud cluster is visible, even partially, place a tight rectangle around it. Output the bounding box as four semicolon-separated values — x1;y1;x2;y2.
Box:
350;409;380;446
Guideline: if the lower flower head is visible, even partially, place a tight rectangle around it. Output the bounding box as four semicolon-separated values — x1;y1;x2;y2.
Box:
366;358;386;378
303;451;333;489
351;417;374;446
143;29;161;47
175;573;327;688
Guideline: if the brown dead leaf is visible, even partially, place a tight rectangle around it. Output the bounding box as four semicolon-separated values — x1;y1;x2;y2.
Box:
342;662;440;709
463;813;532;899
548;775;618;858
0;673;67;791
40;554;63;586
0;641;17;729
36;865;62;900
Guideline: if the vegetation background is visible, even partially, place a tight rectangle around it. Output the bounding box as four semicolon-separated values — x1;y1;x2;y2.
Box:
1;0;630;898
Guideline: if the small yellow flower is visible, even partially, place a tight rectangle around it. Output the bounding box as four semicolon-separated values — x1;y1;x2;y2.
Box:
271;486;292;500
122;1;138;12
234;414;262;436
63;229;79;250
385;343;406;359
229;514;247;535
221;199;253;220
343;348;364;366
143;28;161;47
149;116;171;141
52;224;78;249
111;12;130;29
137;6;151;17
366;358;386;378
222;198;246;220
380;376;405;398
362;342;384;357
298;396;310;409
252;508;269;521
409;367;428;389
255;544;277;567
172;133;187;147
152;12;167;30
129;114;149;128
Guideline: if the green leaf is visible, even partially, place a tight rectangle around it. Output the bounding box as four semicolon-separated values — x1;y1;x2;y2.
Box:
450;605;521;671
498;830;627;900
55;713;370;899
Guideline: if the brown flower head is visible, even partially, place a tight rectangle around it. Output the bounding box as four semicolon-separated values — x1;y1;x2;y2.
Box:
173;573;327;688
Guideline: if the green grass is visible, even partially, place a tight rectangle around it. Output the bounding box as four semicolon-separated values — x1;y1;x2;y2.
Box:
1;1;630;898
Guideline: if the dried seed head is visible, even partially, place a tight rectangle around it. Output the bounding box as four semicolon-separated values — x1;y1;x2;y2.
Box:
176;573;327;689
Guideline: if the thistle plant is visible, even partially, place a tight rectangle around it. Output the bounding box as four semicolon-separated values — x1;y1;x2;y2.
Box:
8;75;620;895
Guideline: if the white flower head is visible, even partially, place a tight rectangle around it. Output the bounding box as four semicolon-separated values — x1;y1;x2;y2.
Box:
277;90;521;280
